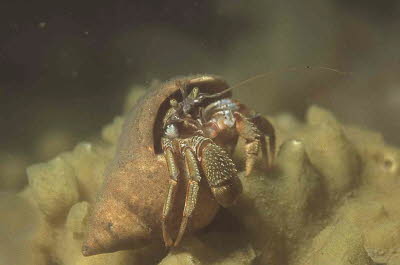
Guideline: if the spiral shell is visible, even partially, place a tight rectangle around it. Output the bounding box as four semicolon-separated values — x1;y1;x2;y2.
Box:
82;75;230;256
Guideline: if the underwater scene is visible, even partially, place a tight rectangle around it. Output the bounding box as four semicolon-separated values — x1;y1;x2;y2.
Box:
1;1;400;265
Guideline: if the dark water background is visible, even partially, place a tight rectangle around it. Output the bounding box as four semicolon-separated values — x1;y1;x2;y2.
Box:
1;0;400;188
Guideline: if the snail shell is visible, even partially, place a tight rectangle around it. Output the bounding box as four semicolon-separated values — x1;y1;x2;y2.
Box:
82;75;230;256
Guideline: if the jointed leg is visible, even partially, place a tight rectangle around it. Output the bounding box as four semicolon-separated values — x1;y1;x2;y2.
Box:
252;114;275;169
245;140;261;176
161;138;180;247
234;112;275;175
261;135;274;169
234;112;263;176
174;147;202;246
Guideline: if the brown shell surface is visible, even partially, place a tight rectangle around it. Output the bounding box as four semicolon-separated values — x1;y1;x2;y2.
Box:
82;75;229;256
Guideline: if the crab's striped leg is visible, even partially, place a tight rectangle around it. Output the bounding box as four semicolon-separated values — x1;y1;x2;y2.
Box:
161;137;180;247
173;146;202;246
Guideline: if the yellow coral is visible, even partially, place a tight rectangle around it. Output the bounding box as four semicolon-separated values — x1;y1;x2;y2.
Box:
1;85;400;265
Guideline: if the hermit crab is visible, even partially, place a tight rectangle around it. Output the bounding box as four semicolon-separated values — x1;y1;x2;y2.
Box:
82;75;275;256
160;78;276;246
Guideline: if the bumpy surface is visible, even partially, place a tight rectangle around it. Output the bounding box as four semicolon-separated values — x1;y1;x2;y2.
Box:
0;83;399;265
202;143;238;187
201;142;242;208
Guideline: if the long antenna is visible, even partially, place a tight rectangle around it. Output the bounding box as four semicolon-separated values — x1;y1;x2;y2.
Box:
229;65;352;91
198;87;233;100
193;66;352;103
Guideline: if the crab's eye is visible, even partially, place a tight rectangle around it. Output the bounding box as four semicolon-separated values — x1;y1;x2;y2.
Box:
170;99;178;107
189;87;199;99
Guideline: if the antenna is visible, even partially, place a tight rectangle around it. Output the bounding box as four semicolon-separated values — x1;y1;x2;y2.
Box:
229;66;352;91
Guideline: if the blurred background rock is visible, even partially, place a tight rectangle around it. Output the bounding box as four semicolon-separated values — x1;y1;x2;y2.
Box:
1;0;399;190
